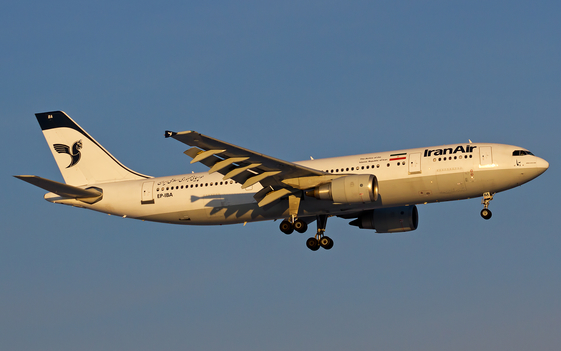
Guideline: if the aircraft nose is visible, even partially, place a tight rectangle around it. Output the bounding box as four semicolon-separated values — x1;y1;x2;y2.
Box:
536;157;549;174
534;157;549;175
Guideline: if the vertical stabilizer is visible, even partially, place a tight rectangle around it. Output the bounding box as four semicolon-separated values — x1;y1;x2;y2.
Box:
36;111;151;186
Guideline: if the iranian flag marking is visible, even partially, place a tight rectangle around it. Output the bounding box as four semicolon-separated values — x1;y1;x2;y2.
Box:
390;153;407;161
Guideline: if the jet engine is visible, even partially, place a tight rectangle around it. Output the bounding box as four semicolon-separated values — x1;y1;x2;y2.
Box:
307;174;379;204
349;205;418;233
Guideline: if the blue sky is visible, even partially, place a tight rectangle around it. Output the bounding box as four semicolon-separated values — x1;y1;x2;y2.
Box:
1;1;560;350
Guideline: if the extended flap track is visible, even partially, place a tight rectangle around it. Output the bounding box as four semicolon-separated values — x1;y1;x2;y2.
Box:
184;147;280;191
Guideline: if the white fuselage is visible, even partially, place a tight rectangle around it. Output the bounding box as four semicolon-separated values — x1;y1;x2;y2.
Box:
45;143;549;225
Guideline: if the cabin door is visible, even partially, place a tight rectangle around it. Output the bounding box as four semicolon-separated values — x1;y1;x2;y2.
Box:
141;181;155;204
479;146;493;166
408;153;421;174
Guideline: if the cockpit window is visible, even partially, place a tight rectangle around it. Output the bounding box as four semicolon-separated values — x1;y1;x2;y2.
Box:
513;150;534;156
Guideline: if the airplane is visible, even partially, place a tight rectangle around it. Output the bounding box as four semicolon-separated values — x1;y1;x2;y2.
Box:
16;111;549;251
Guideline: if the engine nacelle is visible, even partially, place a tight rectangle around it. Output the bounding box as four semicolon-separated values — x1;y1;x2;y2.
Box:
349;205;419;233
308;174;379;203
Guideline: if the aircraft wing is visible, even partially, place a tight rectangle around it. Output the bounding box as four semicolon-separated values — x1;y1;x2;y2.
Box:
165;130;337;206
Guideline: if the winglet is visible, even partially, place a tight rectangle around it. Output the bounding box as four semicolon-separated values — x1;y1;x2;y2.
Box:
165;131;177;138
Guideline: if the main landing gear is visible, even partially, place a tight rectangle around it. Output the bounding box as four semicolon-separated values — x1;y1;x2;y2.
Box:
480;192;495;220
306;214;334;251
279;214;334;251
279;216;308;234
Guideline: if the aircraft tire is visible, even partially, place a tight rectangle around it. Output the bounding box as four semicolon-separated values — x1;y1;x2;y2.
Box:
306;237;320;251
320;236;334;250
480;209;492;220
280;220;294;234
294;219;308;233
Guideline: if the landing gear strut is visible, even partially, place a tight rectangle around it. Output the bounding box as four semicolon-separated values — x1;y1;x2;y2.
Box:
480;192;494;220
305;214;333;251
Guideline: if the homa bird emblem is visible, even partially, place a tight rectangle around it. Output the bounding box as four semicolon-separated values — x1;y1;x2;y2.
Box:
53;140;82;168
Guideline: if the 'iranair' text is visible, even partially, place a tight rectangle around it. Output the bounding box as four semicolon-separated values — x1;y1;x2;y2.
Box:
423;145;477;157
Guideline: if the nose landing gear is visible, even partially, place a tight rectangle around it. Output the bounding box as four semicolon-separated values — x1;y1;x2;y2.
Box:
480;192;494;220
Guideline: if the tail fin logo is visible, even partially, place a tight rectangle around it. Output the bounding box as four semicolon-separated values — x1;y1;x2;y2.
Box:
53;140;82;168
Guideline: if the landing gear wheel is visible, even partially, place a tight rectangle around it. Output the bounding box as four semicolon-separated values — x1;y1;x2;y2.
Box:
279;220;294;234
480;192;494;220
319;236;334;250
306;237;320;251
480;208;492;220
294;219;308;233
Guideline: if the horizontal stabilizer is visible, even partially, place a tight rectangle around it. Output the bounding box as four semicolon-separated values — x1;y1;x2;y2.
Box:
14;175;102;199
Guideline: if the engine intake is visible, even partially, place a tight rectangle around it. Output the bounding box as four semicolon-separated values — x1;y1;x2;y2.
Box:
349;205;419;233
307;174;378;203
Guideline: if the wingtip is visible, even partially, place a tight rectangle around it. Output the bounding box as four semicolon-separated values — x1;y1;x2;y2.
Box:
165;130;177;138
